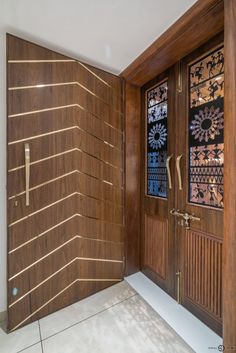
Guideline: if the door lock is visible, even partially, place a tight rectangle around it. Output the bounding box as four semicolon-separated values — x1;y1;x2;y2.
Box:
170;209;200;229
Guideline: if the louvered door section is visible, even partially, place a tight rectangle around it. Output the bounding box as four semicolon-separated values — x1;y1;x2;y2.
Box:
7;34;124;331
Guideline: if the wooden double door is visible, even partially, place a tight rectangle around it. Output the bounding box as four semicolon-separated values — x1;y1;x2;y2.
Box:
141;34;224;335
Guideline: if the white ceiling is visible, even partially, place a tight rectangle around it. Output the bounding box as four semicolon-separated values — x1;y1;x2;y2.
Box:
1;0;197;74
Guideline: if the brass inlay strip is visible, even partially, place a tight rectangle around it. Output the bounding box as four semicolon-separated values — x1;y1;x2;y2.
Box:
9;214;77;254
8;104;79;118
8;146;122;173
9;258;77;307
9;256;121;308
9;234;123;280
10;279;78;331
8;124;121;152
8;60;112;88
8;81;122;116
77;61;112;88
10;277;121;331
8;167;123;200
8;60;76;63
9;192;78;227
8;236;78;280
8;102;122;135
9;213;123;254
8;190;123;228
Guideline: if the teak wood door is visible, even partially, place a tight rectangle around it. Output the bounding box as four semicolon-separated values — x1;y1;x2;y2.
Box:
141;34;223;335
7;35;124;331
141;68;177;297
176;35;224;336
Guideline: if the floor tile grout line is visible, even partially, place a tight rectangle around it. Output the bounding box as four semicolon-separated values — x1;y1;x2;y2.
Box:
41;292;138;343
38;320;44;353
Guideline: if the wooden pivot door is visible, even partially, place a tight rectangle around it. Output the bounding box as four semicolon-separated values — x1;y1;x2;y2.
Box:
141;68;177;297
7;35;124;331
141;33;224;336
176;34;224;336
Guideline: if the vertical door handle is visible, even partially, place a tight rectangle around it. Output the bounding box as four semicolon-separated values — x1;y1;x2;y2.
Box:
166;155;173;189
176;155;183;191
24;143;30;206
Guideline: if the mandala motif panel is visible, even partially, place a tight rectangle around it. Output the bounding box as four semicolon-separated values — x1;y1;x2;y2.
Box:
147;81;168;198
189;47;224;208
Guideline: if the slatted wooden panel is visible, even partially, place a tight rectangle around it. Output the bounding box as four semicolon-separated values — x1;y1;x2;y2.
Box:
7;34;124;331
185;229;222;322
143;215;168;280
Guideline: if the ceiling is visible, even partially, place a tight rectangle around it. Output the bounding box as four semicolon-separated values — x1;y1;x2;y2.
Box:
1;0;197;74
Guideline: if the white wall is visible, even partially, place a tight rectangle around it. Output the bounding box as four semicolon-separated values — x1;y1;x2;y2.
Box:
0;0;197;313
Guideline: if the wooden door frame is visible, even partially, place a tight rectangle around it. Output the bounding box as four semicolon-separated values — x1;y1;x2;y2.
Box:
123;0;236;350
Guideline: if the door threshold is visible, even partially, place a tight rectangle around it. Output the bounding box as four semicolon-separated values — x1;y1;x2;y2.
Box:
125;272;222;353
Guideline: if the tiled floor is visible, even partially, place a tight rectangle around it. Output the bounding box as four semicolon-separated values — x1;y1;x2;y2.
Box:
0;281;193;353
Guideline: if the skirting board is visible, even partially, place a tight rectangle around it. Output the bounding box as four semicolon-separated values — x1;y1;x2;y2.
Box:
0;311;6;323
125;272;222;353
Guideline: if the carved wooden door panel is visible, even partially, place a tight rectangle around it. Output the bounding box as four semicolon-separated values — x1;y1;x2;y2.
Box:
176;35;224;336
141;69;177;297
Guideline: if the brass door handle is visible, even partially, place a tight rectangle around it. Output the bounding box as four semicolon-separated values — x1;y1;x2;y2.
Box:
24;143;30;206
166;155;173;190
176;155;183;191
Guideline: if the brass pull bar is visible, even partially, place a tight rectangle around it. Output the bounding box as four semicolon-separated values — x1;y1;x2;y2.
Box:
176;155;183;191
166;155;173;190
24;143;30;206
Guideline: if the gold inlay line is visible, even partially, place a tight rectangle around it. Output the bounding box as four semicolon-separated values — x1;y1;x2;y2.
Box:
8;124;121;152
8;236;78;281
10;277;121;331
9;188;123;228
8;60;76;63
77;61;111;88
10;279;78;331
8;60;111;88
8;167;123;201
9;214;77;254
9;214;123;254
8;81;121;116
8;101;122;133
9;239;123;281
8;148;76;172
8;170;77;200
9;258;77;307
9;192;78;227
8;104;81;118
8;147;122;173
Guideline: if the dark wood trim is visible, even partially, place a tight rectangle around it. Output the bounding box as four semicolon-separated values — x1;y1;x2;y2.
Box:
223;1;236;351
121;0;224;86
124;83;141;275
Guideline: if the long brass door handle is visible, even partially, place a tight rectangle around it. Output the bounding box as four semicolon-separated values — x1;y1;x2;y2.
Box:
176;155;183;191
24;143;30;206
166;155;173;189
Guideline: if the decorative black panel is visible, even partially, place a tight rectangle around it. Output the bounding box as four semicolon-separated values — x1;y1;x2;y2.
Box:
189;47;224;208
146;81;168;198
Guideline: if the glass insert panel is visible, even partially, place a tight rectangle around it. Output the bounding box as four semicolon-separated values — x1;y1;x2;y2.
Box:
189;47;224;208
146;81;168;198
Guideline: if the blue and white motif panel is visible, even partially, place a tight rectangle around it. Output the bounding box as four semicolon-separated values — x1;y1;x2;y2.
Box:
146;81;168;198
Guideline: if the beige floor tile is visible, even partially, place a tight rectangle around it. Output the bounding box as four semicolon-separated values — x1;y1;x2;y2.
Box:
0;322;40;353
42;295;194;353
40;281;135;340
